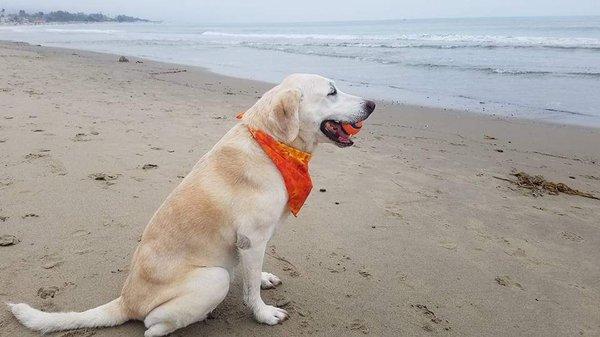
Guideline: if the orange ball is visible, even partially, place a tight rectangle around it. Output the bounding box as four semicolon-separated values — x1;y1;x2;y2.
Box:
342;121;363;136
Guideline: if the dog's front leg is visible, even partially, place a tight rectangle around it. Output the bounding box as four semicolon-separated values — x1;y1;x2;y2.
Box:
239;238;288;325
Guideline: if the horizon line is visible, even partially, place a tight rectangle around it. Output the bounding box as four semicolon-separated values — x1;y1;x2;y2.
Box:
164;14;600;25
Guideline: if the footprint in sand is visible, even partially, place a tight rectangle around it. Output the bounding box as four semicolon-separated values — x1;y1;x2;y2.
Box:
326;251;353;274
347;319;369;334
37;286;59;299
74;248;93;255
48;158;67;175
561;231;583;242
40;254;64;270
24;152;49;161
411;303;452;332
0;178;13;188
439;240;458;250
71;229;91;238
495;275;524;290
23;151;68;175
0;234;20;246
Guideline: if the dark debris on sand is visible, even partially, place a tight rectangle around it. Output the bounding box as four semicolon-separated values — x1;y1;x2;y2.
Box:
89;173;118;184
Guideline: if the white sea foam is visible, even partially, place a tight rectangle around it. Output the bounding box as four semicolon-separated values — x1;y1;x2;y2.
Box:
0;26;32;33
44;28;123;34
0;26;123;34
415;34;600;49
201;31;600;49
201;31;365;40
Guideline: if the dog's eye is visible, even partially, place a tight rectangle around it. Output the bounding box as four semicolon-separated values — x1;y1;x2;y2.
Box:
328;87;337;96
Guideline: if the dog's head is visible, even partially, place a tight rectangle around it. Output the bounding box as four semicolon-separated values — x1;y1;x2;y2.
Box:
243;74;375;151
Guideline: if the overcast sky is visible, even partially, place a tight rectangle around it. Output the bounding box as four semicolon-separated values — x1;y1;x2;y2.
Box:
3;0;600;23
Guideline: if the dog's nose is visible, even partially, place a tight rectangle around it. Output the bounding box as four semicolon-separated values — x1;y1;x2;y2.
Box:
364;100;376;114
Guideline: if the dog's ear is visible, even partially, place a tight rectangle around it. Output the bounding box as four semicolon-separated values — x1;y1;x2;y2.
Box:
269;88;301;143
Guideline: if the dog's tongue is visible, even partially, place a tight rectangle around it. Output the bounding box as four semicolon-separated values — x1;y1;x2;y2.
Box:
341;121;364;136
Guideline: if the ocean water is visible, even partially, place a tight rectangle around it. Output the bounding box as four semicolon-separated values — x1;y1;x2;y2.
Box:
2;17;600;126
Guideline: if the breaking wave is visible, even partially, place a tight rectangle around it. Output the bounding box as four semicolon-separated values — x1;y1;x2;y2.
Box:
201;31;600;50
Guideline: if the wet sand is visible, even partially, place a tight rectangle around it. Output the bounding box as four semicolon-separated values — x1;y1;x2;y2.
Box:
1;41;599;337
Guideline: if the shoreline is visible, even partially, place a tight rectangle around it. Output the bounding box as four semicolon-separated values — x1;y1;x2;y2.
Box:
1;35;599;129
1;40;599;337
2;39;600;132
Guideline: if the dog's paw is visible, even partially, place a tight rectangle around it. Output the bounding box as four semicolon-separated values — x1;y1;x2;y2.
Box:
260;272;282;289
254;304;289;325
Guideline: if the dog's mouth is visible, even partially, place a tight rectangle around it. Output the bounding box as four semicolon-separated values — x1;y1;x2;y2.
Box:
320;120;363;147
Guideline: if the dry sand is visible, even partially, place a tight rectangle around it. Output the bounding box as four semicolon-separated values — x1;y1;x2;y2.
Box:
0;41;599;337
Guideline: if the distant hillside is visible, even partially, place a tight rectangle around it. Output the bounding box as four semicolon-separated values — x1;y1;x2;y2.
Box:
0;9;151;24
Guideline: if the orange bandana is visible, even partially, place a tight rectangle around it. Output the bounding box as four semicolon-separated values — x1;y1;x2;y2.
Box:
237;112;312;216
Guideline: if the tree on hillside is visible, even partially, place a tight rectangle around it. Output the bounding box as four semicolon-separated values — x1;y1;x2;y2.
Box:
3;9;149;23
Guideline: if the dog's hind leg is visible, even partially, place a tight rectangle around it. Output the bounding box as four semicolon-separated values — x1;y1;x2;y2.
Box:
143;267;230;337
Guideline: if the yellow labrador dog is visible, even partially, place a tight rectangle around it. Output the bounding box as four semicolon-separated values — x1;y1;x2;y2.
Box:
9;73;375;336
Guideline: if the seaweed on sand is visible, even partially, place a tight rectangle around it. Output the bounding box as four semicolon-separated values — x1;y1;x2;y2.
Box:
494;172;600;200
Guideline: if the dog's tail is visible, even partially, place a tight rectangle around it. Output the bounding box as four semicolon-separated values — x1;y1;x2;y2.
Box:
7;297;129;334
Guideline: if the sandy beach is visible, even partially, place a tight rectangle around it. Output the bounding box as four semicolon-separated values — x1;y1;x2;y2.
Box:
1;40;599;336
